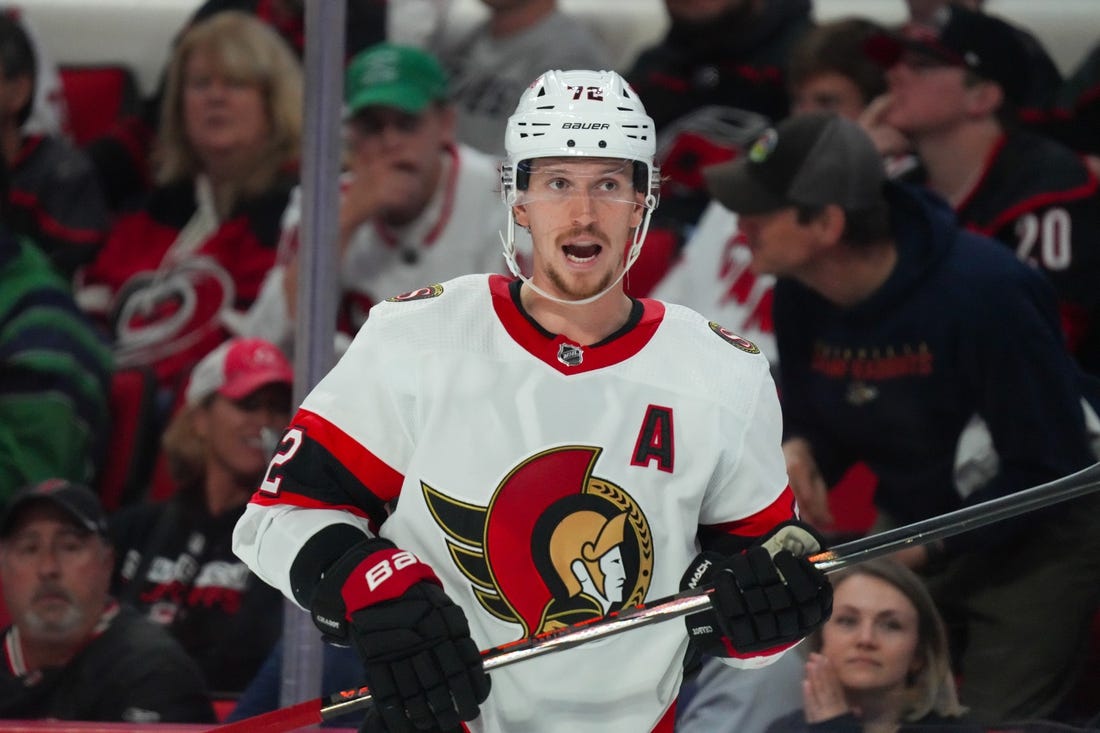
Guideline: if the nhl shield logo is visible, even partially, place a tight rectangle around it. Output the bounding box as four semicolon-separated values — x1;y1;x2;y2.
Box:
557;343;584;367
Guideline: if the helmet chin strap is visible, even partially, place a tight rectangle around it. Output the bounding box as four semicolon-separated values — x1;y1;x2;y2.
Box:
501;194;657;307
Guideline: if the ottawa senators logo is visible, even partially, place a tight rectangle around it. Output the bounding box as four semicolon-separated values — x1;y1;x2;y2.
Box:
423;446;653;636
709;321;760;354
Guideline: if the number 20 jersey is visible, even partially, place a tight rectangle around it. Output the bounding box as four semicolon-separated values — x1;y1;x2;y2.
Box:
234;273;796;733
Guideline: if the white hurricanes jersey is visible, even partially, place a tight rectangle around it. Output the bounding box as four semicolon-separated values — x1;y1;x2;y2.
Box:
229;143;529;350
653;201;777;364
234;274;794;733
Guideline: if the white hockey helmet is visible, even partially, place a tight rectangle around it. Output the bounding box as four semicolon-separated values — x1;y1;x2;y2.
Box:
500;70;661;303
502;69;660;205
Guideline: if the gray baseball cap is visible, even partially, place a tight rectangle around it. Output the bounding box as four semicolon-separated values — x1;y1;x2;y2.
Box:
703;112;886;216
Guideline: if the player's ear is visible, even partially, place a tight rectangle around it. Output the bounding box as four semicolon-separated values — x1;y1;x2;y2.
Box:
513;203;530;229
630;194;645;229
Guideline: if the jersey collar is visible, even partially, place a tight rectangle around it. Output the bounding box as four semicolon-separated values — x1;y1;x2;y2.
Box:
489;274;664;374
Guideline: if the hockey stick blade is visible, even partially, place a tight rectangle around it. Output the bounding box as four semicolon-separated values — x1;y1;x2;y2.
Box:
213;460;1100;731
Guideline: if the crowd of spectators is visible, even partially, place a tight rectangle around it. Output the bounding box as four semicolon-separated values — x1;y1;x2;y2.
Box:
0;0;1099;729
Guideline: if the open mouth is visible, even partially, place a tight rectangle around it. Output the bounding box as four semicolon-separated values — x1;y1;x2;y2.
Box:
563;243;602;263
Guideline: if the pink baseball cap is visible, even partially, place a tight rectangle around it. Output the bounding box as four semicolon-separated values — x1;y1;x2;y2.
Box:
185;337;294;406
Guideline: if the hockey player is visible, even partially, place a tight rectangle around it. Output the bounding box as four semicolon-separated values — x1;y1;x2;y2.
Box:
233;69;832;733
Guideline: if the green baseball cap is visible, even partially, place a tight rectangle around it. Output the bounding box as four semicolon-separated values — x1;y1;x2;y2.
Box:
345;43;448;115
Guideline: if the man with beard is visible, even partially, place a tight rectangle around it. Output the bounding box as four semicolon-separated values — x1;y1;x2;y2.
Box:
0;479;216;723
234;43;524;354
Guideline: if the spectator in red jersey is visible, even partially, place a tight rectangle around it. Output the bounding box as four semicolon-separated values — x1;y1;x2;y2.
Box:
85;0;385;215
0;12;109;280
76;11;301;396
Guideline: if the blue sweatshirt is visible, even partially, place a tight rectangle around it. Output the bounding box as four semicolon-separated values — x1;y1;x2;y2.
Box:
775;182;1096;554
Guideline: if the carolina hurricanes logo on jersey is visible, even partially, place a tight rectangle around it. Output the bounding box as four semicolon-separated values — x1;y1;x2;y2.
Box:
112;257;234;366
422;446;653;636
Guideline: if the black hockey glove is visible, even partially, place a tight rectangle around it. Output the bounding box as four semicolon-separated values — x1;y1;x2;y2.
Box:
311;537;491;733
679;520;832;656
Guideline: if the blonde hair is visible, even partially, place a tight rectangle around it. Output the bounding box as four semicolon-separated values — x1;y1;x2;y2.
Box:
156;11;302;205
811;558;965;721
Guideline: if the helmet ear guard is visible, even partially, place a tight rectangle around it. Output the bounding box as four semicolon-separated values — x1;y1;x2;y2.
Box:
500;70;661;302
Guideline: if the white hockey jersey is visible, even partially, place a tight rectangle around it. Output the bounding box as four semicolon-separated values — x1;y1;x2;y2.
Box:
653;201;777;364
234;274;795;733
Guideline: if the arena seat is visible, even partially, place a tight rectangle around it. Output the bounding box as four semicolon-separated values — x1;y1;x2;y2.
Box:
97;366;161;512
57;65;142;147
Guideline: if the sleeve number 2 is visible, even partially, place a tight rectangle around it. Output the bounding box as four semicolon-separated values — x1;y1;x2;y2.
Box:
1016;208;1071;271
259;428;304;496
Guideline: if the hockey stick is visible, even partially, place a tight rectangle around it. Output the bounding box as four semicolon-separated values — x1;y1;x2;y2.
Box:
212;460;1100;732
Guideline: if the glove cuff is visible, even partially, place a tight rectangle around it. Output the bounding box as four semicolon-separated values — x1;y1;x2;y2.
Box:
311;536;400;641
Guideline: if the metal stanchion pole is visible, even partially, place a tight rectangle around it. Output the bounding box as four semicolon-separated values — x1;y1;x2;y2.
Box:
281;0;346;712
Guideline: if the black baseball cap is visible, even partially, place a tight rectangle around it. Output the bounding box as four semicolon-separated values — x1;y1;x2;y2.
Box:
703;112;885;216
864;5;1030;106
0;479;109;538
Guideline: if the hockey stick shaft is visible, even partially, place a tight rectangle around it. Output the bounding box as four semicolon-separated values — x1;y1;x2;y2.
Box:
217;460;1100;730
808;459;1100;572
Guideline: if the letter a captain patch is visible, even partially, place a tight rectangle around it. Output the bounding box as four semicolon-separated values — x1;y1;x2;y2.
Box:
631;405;674;473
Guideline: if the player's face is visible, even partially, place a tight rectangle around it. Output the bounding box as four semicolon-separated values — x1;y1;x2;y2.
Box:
182;48;271;167
791;72;869;121
197;385;293;486
819;573;921;694
514;157;644;301
737;207;825;278
882;54;973;134
345;104;455;225
0;507;112;646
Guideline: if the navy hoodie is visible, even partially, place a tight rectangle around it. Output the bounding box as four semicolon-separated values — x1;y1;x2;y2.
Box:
775;182;1096;554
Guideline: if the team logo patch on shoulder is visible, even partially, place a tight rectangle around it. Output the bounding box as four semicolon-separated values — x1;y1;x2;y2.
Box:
709;321;760;354
386;284;444;303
